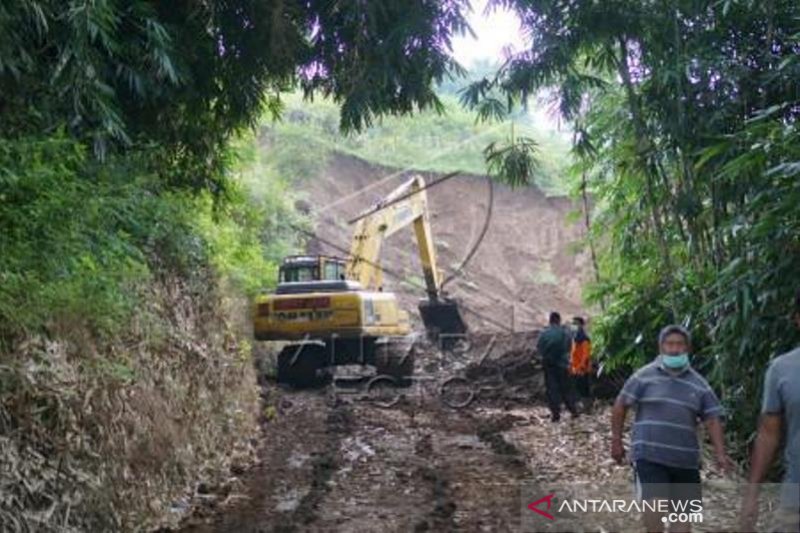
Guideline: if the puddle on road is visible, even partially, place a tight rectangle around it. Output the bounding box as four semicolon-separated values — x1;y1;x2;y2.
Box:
440;433;484;449
286;450;311;469
273;487;308;512
341;435;377;463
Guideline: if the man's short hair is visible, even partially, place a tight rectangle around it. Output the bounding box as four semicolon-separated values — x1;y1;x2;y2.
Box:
549;311;561;325
658;324;691;347
573;316;585;326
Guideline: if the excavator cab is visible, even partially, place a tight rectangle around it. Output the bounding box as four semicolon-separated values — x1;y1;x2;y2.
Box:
279;255;347;283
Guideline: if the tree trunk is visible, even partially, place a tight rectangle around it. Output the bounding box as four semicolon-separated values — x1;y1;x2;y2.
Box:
580;171;605;311
615;35;678;317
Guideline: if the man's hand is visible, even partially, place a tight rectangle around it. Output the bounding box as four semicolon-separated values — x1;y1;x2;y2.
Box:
714;451;735;475
611;438;626;465
610;398;628;465
739;484;760;532
704;416;733;475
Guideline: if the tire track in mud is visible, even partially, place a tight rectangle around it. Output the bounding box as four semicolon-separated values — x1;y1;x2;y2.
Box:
275;405;354;532
412;463;457;532
178;385;551;532
312;397;537;531
473;413;529;472
411;405;535;531
178;391;354;533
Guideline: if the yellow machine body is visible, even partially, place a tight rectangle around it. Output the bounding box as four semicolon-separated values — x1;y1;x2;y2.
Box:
253;288;410;341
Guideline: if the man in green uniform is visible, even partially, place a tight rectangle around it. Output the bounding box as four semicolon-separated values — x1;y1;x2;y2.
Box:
537;311;578;422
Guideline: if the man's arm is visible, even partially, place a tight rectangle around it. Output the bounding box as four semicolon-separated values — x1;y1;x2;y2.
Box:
564;326;574;350
612;373;642;465
749;362;784;484
748;414;782;484
740;360;784;532
740;414;782;532
611;398;628;464
536;333;546;356
704;416;733;473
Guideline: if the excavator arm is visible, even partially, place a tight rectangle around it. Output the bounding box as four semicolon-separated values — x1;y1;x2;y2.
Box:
346;175;440;297
345;175;466;337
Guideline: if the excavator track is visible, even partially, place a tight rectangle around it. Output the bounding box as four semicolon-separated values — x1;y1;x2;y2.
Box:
276;337;416;388
374;337;416;385
276;342;331;388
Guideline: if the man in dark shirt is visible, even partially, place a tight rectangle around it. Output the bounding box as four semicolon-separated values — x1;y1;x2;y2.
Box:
537;311;578;422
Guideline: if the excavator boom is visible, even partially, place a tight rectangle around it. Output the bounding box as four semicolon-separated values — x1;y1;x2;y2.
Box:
346;175;466;338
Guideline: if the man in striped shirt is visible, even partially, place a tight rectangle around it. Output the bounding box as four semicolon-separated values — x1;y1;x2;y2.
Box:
610;325;732;532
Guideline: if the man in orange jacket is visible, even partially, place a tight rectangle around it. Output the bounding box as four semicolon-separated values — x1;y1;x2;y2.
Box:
570;316;593;410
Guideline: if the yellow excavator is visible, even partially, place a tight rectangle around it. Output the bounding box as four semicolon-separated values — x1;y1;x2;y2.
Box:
252;174;467;386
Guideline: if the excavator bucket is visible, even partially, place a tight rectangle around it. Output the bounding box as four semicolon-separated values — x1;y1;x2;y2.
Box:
418;298;468;344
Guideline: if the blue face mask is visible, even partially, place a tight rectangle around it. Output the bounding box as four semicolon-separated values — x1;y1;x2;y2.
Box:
661;353;689;369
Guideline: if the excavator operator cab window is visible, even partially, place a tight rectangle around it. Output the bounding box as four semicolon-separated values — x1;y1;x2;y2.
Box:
279;257;346;283
323;260;346;281
280;265;318;282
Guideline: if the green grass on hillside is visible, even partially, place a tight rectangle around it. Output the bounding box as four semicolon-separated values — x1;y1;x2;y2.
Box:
259;93;573;194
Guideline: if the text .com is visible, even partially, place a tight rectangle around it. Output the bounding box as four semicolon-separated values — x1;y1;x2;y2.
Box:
662;510;703;525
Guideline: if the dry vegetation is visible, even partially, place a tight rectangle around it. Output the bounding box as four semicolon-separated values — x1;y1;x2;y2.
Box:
0;274;260;531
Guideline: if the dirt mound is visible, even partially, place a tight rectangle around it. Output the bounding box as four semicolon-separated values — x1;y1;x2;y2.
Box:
299;152;590;332
409;330;622;405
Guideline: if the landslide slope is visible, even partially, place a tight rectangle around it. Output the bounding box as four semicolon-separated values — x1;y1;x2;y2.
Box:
297;152;590;331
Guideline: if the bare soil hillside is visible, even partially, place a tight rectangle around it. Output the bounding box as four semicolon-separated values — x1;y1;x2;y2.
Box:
299;153;590;331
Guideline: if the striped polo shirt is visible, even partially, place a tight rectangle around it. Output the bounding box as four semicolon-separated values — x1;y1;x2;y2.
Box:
617;357;724;469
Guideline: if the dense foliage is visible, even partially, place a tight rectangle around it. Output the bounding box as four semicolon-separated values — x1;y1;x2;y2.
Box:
1;1;468;162
467;0;800;452
0;1;474;528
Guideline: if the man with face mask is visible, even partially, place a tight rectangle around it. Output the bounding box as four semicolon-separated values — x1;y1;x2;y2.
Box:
570;316;593;410
610;325;733;533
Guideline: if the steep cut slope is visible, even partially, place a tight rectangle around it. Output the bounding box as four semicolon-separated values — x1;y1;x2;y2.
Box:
297;152;589;331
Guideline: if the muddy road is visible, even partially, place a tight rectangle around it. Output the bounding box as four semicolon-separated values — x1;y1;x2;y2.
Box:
173;338;629;533
177;389;620;532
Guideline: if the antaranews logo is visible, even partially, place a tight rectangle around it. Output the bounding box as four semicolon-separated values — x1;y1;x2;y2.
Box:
525;490;704;530
523;481;792;533
527;494;556;520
